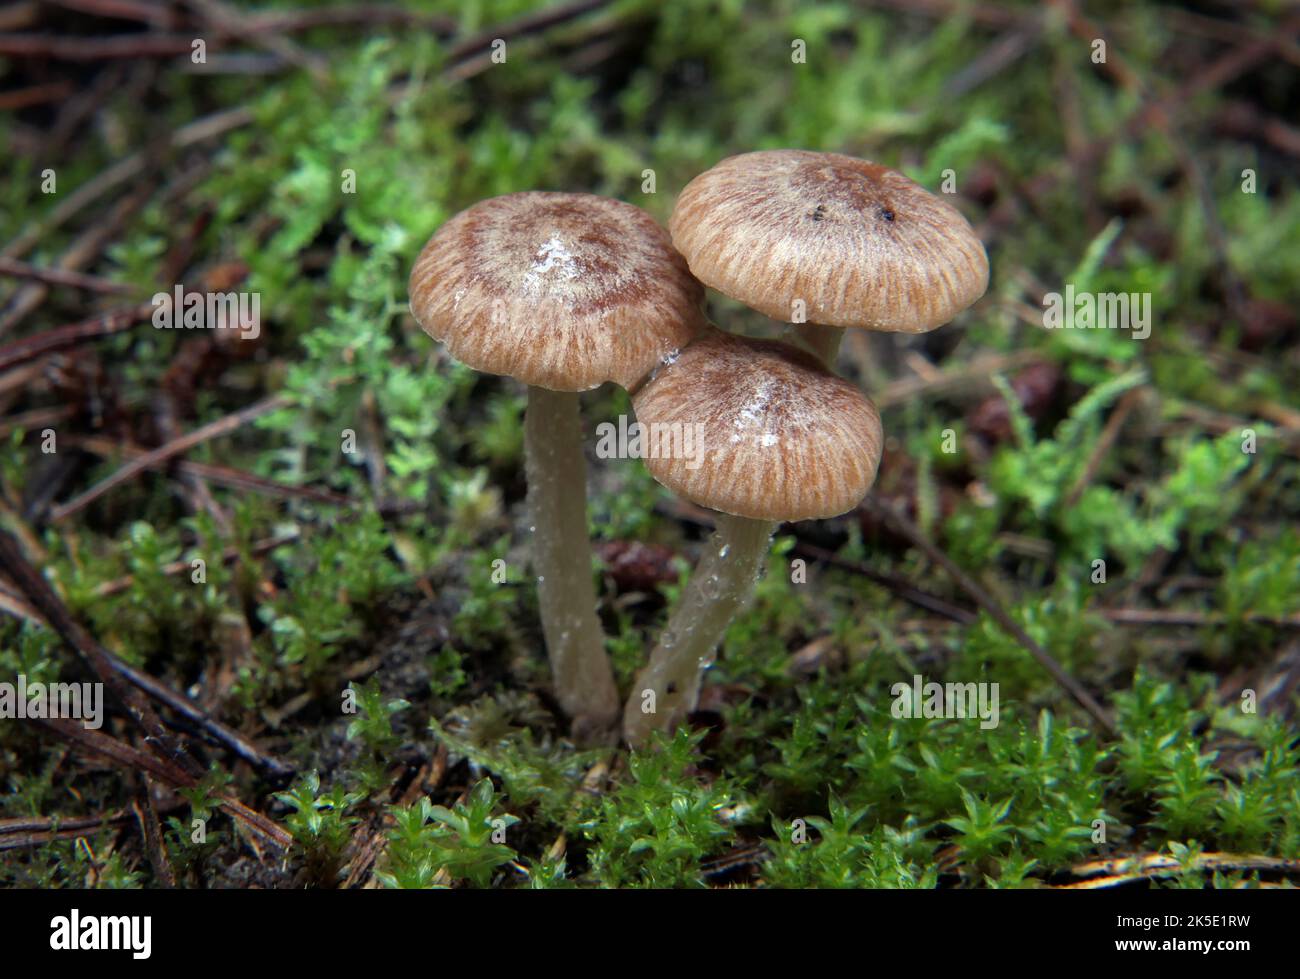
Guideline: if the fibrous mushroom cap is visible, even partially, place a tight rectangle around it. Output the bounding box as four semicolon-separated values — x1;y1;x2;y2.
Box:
409;192;706;391
669;149;989;333
632;328;883;521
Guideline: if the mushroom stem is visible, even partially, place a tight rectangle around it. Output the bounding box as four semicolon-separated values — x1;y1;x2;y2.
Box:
792;322;844;364
622;512;775;747
525;385;620;741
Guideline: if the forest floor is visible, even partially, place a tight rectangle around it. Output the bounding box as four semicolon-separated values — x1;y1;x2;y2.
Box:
1;0;1299;888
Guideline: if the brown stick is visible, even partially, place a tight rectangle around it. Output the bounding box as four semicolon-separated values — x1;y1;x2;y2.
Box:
1060;1;1250;324
133;781;178;887
110;656;294;778
0;256;134;294
942;17;1043;98
659;500;980;625
860;495;1117;735
1057;850;1300;889
185;0;329;80
0;529;200;773
0;404;77;438
1063;387;1142;509
792;542;978;625
986;14;1300;239
44;0;177;27
0;302;151;373
0;33;204;59
1104;608;1300;629
251;6;456;34
875;351;1042;409
35;717;291;850
0;551;292;777
49;393;289;522
153;385;233;536
0;809;139;851
0;80;75;111
93;532;298;598
1;106;253;263
445;0;609;63
65;434;354;507
0;180;154;334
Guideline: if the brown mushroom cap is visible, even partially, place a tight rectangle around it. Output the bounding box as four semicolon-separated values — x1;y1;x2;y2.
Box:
409;192;706;391
632;328;883;521
669;149;989;333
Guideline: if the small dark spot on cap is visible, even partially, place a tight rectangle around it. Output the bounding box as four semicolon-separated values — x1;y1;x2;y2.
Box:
879;207;896;222
810;204;826;222
666;682;678;695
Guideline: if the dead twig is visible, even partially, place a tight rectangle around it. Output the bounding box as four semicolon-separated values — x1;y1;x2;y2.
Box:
1;106;253;265
792;542;978;625
0;32;200;60
68;436;357;507
0;302;150;374
394;0;615;87
0;566;293;777
133;781;177;887
1103;608;1300;629
445;0;609;64
111;656;295;779
0;256;134;294
0;808;138;851
153;384;234;536
93;532;299;597
35;717;291;850
0;178;155;334
45;0;178;28
0;404;78;438
1063;387;1143;508
942;16;1044;99
860;495;1117;735
251;6;455;34
1055;850;1300;888
703;843;768;880
874;351;1042;410
342;745;449;888
49;392;289;522
0;80;75;111
0;529;199;775
185;0;329;81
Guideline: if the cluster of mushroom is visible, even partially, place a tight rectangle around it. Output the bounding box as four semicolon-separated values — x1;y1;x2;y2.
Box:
408;150;988;748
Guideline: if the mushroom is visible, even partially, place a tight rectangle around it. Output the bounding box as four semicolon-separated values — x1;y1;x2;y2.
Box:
669;149;989;363
409;192;705;740
622;328;883;746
